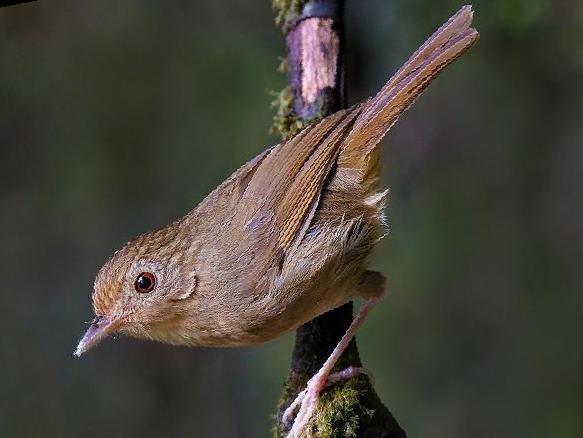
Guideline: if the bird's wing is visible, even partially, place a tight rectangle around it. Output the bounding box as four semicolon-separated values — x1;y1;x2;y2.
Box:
192;146;274;233
230;106;362;283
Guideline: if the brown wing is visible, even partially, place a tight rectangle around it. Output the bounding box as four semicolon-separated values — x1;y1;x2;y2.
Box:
225;5;478;292
228;106;362;285
189;145;274;238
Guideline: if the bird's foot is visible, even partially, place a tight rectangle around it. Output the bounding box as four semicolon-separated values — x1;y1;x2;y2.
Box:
283;366;368;437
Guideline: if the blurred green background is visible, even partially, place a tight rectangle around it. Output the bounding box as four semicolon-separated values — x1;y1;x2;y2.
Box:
1;0;582;437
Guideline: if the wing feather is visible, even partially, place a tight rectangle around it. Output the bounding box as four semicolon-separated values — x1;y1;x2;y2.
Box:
229;106;362;285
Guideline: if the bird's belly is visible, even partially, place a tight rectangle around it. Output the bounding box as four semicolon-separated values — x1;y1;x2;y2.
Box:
193;184;387;348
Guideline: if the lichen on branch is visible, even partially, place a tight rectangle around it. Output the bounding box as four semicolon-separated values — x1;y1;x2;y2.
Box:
271;85;310;140
273;0;309;27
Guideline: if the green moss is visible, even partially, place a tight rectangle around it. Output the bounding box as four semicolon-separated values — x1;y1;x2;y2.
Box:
276;374;375;438
277;56;289;74
270;86;309;140
310;376;374;438
272;0;309;27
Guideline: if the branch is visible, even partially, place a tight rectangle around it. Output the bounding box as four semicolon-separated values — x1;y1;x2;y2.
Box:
272;1;406;436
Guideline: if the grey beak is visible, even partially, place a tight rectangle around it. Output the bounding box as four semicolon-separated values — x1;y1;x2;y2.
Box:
74;315;118;357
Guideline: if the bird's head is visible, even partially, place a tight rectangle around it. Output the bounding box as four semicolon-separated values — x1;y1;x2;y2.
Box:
74;224;198;356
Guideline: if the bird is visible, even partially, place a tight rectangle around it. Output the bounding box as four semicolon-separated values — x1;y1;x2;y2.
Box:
75;6;478;437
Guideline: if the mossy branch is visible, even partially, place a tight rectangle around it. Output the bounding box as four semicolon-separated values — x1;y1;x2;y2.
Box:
271;2;407;436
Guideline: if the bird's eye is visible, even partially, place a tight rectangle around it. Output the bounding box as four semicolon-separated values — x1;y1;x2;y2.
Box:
135;272;156;293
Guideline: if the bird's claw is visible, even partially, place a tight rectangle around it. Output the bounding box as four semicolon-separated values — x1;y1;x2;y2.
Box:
283;366;368;437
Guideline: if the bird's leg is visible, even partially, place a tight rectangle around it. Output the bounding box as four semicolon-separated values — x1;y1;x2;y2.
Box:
325;366;371;387
283;271;385;438
284;297;380;437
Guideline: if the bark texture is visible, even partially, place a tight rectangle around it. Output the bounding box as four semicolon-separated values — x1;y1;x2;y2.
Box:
272;1;406;437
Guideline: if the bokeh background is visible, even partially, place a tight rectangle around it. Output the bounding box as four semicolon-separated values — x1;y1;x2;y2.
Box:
1;0;582;437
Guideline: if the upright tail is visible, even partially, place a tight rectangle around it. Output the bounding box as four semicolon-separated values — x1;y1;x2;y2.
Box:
339;5;479;180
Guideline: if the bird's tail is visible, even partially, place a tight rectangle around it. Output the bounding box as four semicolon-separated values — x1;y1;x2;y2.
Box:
338;5;479;184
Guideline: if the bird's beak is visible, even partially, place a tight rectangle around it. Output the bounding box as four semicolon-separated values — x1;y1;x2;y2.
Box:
74;315;119;357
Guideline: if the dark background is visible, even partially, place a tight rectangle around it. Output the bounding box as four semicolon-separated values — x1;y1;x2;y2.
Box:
1;1;582;437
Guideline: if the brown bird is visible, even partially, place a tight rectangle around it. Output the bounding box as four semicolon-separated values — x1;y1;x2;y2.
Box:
75;6;478;437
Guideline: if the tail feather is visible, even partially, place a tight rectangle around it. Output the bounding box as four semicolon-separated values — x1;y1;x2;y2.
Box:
339;5;479;172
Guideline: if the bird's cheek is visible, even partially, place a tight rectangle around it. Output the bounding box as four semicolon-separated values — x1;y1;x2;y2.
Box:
168;276;198;301
169;289;196;301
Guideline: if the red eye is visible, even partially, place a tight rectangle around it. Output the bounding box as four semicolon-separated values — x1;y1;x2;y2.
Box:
135;272;156;293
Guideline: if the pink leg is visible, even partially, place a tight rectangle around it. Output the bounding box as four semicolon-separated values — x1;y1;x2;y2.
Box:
325;366;371;387
284;295;381;438
282;366;370;426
